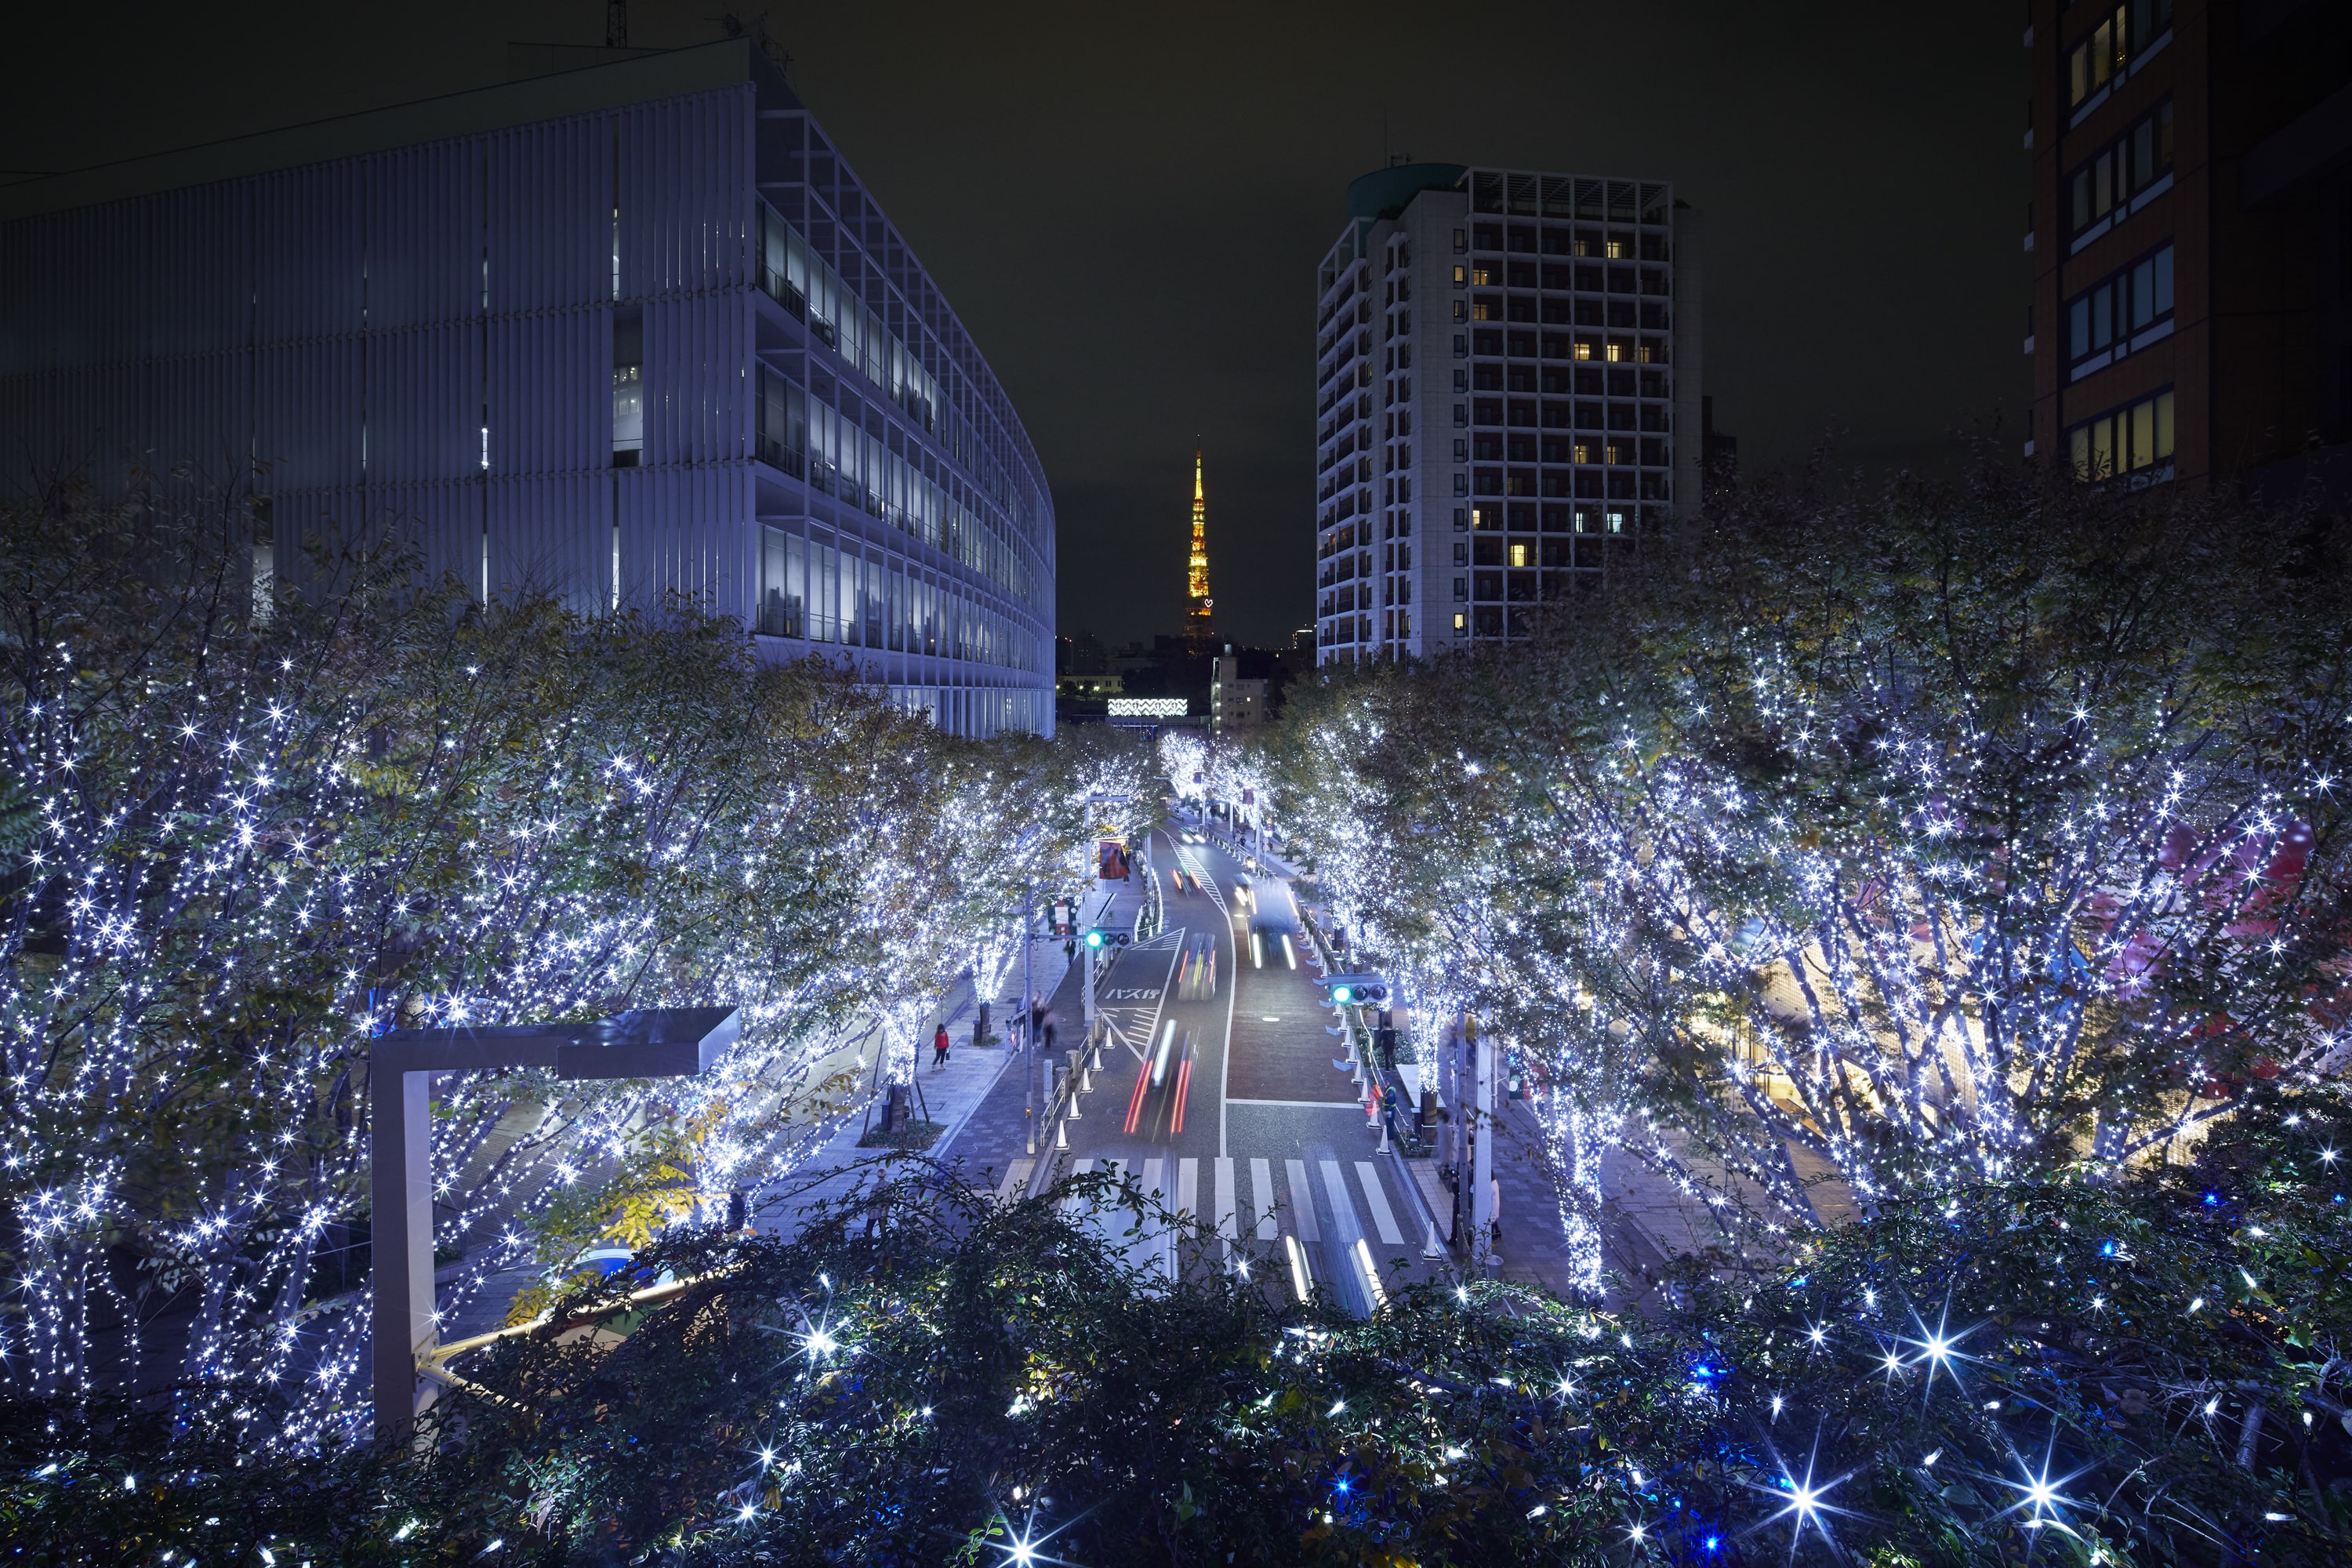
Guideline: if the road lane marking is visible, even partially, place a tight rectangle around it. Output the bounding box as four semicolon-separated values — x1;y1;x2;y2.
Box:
1214;1157;1237;1241
1285;1159;1319;1243
996;1160;1033;1204
1250;1156;1277;1241
1226;1097;1371;1109
1177;1156;1198;1222
1145;1157;1172;1279
1354;1160;1406;1245
1319;1160;1359;1246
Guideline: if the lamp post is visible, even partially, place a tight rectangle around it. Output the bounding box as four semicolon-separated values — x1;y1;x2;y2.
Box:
368;1005;741;1439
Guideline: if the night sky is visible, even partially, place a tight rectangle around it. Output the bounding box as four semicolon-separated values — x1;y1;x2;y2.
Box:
6;2;2022;651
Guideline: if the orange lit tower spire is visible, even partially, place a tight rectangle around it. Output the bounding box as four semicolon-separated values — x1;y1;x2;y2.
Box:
1186;443;1212;638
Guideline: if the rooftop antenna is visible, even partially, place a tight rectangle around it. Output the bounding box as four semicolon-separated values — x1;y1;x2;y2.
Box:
606;0;628;48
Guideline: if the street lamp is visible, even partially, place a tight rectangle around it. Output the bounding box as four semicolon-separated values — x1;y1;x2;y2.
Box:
369;1005;742;1438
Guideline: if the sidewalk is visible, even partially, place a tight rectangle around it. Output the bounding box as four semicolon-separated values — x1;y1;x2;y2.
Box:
752;870;1152;1229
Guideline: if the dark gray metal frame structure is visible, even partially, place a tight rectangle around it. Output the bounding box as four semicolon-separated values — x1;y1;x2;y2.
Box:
368;1006;740;1437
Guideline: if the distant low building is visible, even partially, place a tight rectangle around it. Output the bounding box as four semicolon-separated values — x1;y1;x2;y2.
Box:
1211;645;1269;731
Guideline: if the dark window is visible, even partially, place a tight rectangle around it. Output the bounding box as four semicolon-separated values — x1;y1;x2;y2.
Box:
2065;242;2175;372
2067;100;2174;237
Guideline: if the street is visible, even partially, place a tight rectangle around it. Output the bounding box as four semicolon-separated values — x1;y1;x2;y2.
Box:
1001;826;1437;1314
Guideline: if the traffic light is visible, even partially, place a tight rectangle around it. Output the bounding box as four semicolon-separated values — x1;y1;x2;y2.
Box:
1323;974;1388;1007
1085;927;1131;951
1084;928;1105;949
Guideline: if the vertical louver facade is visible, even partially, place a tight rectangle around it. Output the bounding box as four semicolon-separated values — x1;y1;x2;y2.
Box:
0;41;1054;737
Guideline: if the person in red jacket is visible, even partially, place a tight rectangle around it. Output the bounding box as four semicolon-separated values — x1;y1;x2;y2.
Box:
932;1023;951;1069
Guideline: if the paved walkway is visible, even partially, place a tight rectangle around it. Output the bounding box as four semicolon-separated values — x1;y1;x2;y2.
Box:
751;869;1153;1231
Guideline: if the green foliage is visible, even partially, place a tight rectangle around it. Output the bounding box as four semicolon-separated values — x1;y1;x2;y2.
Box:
9;1103;2348;1565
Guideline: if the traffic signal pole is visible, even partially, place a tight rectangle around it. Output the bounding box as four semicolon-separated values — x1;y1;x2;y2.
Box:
1470;1015;1495;1275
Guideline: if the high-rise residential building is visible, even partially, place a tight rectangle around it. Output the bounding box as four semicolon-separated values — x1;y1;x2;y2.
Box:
1312;165;1700;665
1185;445;1213;641
2024;0;2352;490
0;40;1055;737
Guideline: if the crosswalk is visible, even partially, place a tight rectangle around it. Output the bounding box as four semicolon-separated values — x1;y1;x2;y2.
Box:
1045;1150;1420;1277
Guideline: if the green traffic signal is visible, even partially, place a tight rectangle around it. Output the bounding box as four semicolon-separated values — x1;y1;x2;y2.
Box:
1085;930;1105;949
1332;984;1354;1004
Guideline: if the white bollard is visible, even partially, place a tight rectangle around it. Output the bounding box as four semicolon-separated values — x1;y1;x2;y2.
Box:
1423;1220;1445;1260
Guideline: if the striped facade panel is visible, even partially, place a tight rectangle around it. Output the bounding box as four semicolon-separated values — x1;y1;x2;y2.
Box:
364;143;482;332
488;470;608;604
365;323;481;483
254;339;363;491
0;220;53;375
252;165;365;346
643;292;745;466
145;184;255;361
270;485;373;596
616;462;749;620
485;307;603;475
150;350;250;477
485;121;611;314
615;87;751;299
372;478;486;595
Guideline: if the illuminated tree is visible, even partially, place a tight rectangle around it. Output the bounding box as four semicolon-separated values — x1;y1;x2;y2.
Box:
1265;465;2352;1264
0;481;1144;1443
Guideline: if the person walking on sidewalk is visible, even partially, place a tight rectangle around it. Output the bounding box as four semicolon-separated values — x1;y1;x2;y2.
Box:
932;1023;952;1070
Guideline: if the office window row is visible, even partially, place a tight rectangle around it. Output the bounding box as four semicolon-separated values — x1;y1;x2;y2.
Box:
757;368;1029;605
2068;388;2176;484
760;205;941;435
2066;242;2174;379
757;525;1039;670
1460;332;1668;363
1456;260;1670;295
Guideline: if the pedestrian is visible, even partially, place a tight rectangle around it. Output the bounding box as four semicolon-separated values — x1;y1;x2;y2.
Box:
1489;1175;1503;1243
1042;1015;1057;1055
932;1023;951;1070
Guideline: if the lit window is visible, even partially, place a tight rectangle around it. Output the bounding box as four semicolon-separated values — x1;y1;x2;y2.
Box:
2067;389;2176;482
1453;264;1467;287
1572;441;1592;464
1454;611;1468;635
1604;341;1624;362
1606;510;1625;532
1605;239;1627;260
1573;340;1593;361
1508;543;1529;567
